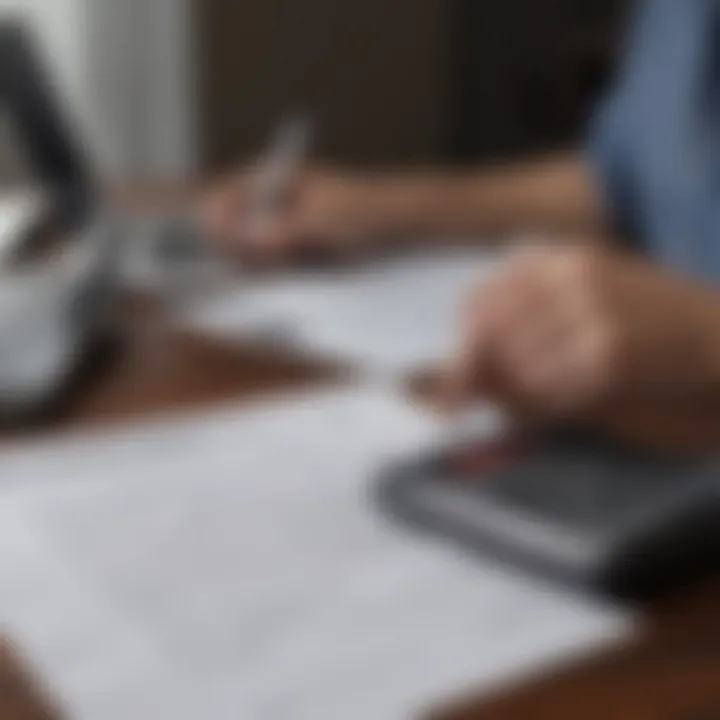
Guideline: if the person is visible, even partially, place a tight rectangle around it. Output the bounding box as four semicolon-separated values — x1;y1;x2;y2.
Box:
201;0;720;446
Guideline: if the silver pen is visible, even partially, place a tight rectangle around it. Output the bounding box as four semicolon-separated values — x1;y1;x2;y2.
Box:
248;115;312;228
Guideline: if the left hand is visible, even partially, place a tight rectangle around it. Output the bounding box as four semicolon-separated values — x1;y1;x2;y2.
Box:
448;244;720;419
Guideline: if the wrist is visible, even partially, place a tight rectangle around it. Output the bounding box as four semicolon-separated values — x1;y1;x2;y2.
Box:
338;173;483;247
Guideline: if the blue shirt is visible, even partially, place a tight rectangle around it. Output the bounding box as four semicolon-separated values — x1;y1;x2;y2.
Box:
589;0;720;278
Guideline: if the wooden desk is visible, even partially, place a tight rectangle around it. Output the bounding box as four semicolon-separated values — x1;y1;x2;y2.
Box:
3;298;720;720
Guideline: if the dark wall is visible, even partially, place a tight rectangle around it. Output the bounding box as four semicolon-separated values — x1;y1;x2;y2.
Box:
452;0;630;162
196;0;450;172
195;0;630;173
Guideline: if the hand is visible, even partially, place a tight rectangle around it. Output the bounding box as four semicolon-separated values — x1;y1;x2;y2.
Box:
200;166;393;265
448;244;720;418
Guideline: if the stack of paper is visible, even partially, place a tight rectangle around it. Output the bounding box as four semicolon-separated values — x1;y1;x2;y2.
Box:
0;388;630;720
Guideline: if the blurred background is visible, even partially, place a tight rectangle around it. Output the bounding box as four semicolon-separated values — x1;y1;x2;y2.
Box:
1;0;629;181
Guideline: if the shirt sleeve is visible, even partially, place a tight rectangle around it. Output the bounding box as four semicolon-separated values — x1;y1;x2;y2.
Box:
586;95;640;244
585;0;661;248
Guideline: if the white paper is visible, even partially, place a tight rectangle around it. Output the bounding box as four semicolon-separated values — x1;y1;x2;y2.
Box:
0;388;630;720
183;249;499;377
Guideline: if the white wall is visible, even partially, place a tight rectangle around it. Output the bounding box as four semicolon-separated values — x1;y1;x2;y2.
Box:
0;0;195;179
84;0;196;178
0;0;87;123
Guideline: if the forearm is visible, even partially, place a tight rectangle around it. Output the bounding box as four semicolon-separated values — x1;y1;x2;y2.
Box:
348;152;607;245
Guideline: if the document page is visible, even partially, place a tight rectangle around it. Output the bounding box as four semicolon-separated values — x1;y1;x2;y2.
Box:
0;388;630;720
183;249;499;377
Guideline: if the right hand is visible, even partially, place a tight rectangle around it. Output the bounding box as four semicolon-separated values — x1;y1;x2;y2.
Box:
200;167;391;265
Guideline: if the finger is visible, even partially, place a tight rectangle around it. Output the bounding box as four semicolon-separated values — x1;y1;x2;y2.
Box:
444;256;546;410
442;332;486;413
498;288;595;373
443;247;557;410
230;214;301;267
508;320;614;417
492;251;596;368
199;187;235;240
200;175;257;254
487;248;561;330
443;286;495;411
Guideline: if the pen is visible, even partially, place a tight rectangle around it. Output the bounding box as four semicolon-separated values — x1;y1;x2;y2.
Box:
247;115;312;229
155;116;311;272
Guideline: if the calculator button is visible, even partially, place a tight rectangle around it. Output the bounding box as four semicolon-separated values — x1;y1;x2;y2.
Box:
446;435;535;478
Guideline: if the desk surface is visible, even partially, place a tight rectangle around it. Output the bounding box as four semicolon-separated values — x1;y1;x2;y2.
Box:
3;307;720;720
3;241;720;720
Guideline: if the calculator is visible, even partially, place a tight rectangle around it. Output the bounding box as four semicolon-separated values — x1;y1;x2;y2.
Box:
376;429;720;601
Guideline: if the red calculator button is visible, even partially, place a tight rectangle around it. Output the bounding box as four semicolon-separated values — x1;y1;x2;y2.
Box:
449;435;534;478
